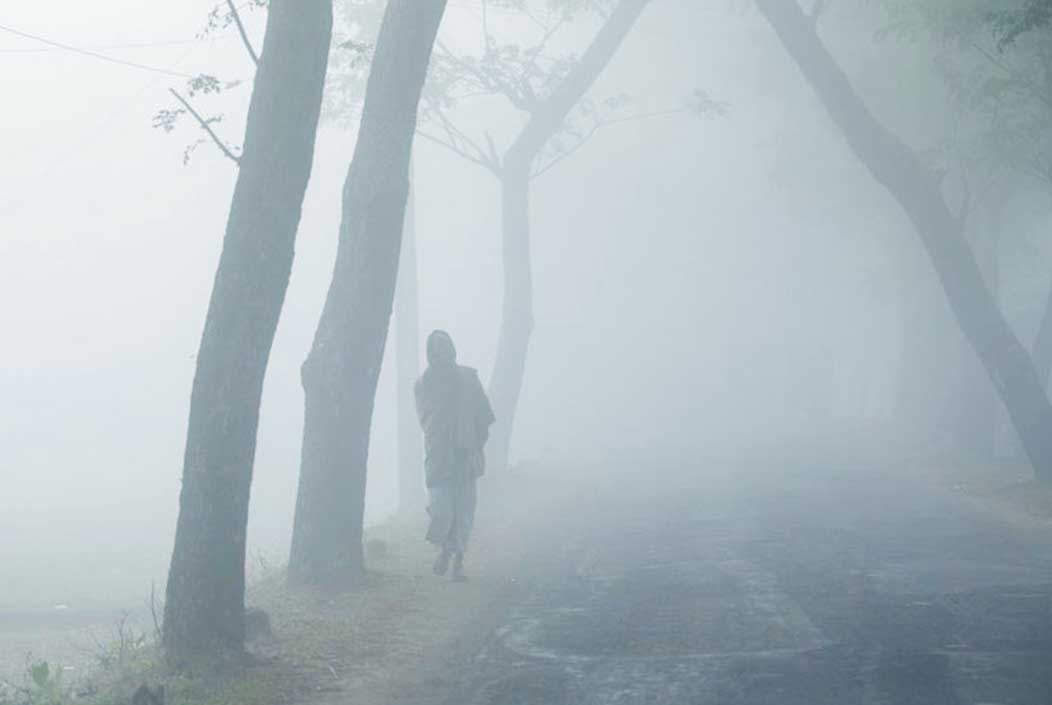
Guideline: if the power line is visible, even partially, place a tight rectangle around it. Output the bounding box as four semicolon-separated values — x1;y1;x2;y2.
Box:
0;22;195;78
0;37;218;54
0;40;203;217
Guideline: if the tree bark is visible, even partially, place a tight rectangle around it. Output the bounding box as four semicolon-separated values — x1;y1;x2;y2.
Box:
163;0;332;665
486;0;652;470
488;163;533;470
396;162;424;515
756;0;1052;481
288;0;447;584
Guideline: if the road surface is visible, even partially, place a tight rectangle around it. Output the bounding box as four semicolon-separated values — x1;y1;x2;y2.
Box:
403;459;1052;705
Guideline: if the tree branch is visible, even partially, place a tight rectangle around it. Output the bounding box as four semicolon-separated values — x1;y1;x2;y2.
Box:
227;0;260;66
430;104;494;166
531;108;685;179
532;123;602;178
416;129;499;174
169;88;242;165
510;0;653;161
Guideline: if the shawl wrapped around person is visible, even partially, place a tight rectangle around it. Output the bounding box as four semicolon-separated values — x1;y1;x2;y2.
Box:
415;331;495;575
414;331;495;488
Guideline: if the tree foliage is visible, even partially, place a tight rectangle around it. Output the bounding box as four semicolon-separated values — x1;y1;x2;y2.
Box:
991;0;1052;47
874;0;1052;189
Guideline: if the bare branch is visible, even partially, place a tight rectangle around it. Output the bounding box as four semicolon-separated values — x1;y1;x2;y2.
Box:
532;107;690;179
430;104;494;167
532;122;602;178
169;88;242;165
227;0;260;66
416;129;499;174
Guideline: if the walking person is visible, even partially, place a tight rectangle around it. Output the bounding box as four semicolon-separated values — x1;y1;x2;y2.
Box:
415;330;495;581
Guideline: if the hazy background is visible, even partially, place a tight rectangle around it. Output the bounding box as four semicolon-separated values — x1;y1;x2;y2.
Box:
2;1;1049;608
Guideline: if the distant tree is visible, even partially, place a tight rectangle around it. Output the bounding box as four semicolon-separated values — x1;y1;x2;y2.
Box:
410;0;720;470
991;0;1052;47
162;0;333;665
288;0;448;585
874;0;1052;425
754;0;1052;481
316;0;719;519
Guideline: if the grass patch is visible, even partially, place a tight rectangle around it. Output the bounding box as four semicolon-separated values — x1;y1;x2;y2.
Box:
0;521;441;705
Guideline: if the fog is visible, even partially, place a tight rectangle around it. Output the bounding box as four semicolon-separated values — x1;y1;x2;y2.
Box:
3;1;1052;699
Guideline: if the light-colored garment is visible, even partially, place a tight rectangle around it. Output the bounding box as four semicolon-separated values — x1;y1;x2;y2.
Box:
426;464;478;554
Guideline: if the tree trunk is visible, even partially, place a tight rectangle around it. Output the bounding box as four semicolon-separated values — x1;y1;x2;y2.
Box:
756;0;1052;481
163;0;332;665
288;0;447;584
488;163;533;471
396;162;424;515
486;0;652;470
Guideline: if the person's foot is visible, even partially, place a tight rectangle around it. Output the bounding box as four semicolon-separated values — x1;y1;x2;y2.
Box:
433;550;451;576
451;553;467;582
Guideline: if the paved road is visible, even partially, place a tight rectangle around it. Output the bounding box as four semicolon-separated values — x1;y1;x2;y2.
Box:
441;461;1052;705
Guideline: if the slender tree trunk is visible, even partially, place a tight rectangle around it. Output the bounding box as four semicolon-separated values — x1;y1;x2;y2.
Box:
488;162;533;470
288;0;447;584
756;0;1052;481
486;0;652;470
163;0;332;665
396;162;424;515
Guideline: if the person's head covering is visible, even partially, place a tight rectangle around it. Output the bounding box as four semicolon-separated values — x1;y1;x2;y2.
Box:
427;329;457;368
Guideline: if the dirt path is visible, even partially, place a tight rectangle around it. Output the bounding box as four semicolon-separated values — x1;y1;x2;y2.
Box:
241;463;588;705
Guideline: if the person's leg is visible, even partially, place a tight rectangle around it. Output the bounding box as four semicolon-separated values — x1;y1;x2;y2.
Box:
451;478;477;582
426;484;454;575
433;548;451;576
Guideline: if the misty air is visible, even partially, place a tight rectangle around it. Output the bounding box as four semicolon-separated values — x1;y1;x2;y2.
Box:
3;1;1052;704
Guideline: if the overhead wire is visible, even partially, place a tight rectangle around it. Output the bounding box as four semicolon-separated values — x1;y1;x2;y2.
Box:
0;3;246;216
0;22;196;78
0;37;212;54
0;0;262;218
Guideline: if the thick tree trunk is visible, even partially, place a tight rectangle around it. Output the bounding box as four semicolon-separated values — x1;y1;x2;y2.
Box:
487;164;533;471
396;164;424;515
288;0;446;584
486;0;652;470
756;0;1052;481
163;0;332;665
